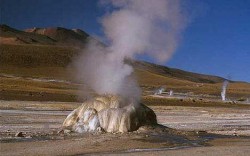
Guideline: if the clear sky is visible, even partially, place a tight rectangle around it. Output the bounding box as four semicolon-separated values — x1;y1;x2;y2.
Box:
1;0;250;82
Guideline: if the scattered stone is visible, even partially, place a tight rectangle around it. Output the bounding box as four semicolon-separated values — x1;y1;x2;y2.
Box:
96;127;103;132
25;136;32;139
63;129;71;134
57;129;64;134
15;132;24;137
196;131;207;135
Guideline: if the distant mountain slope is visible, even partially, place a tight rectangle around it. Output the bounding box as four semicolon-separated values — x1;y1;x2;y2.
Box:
0;24;89;47
0;24;227;84
131;61;226;83
0;24;56;45
25;27;89;47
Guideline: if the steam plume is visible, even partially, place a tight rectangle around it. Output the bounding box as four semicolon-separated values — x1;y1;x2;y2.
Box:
169;90;174;96
154;87;165;95
75;0;187;101
221;80;229;101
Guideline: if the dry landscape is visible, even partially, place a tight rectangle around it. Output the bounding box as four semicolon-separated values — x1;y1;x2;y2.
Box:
1;25;250;155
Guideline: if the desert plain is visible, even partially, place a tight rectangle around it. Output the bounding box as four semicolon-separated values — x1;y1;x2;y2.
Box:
1;25;250;155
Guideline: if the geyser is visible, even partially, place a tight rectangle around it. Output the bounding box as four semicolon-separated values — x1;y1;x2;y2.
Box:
63;95;157;133
64;0;188;133
154;87;165;95
169;90;174;96
221;80;229;101
75;0;187;100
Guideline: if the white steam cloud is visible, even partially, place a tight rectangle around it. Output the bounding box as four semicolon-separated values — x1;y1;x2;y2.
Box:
75;0;187;101
221;80;229;101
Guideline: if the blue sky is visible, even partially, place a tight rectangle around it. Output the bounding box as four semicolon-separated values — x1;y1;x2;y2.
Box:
1;0;250;82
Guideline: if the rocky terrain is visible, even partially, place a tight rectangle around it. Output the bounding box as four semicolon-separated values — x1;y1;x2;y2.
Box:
1;24;250;155
0;99;250;155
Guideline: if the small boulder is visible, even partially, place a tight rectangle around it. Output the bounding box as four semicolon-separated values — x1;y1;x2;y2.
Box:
15;132;24;137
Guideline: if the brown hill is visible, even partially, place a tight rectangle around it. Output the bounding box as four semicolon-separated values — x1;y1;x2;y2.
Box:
0;43;226;84
25;27;89;47
1;25;249;101
0;24;55;45
0;25;227;84
0;24;90;47
131;61;226;83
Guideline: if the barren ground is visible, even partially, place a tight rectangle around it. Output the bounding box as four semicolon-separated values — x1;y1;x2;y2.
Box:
1;100;250;155
1;29;250;156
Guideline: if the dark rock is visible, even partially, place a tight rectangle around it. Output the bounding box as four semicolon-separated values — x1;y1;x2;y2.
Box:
196;131;207;135
15;132;24;137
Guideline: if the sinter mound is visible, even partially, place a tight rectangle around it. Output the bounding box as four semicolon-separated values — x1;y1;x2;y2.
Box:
63;95;157;133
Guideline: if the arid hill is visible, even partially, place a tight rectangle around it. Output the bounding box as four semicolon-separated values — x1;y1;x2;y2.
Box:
0;24;55;45
25;27;89;47
0;24;249;101
0;25;227;83
0;24;89;47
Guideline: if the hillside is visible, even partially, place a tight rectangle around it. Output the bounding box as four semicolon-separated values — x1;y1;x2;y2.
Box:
25;27;89;47
0;24;249;101
0;25;227;83
131;61;226;83
0;24;55;45
0;24;89;47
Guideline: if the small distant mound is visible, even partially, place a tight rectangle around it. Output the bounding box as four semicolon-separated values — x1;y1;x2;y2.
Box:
0;24;15;33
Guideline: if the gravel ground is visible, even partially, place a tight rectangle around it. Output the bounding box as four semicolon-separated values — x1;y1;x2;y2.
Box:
0;100;250;155
153;106;250;136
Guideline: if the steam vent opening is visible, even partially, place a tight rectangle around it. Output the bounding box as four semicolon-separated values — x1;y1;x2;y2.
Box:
63;95;157;133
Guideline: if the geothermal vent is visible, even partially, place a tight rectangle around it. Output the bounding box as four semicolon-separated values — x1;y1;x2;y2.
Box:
63;0;186;133
63;95;157;133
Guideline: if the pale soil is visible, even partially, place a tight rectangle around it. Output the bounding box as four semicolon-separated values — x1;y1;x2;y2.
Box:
0;100;250;155
154;105;250;136
98;138;250;156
